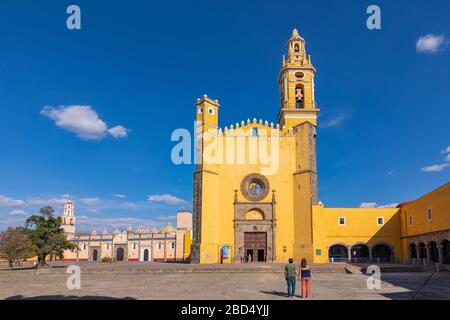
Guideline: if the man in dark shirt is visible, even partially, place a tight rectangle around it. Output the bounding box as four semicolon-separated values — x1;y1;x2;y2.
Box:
284;258;298;298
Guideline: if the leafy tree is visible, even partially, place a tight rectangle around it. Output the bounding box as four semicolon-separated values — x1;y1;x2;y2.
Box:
0;227;35;269
21;206;74;266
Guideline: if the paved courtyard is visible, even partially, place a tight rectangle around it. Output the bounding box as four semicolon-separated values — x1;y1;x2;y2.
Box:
1;262;449;300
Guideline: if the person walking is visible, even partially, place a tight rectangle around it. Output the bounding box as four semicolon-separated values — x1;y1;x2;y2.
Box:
284;258;298;298
299;258;312;298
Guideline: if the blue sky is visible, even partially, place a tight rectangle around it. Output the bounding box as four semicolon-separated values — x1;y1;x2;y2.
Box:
0;0;449;232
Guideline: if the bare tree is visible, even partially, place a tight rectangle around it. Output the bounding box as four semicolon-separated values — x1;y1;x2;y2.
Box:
0;227;35;269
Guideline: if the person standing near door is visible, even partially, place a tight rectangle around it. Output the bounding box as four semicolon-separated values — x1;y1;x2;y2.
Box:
299;258;312;298
284;258;298;298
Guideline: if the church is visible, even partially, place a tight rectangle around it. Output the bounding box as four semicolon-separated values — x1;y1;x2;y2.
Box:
190;28;450;265
60;200;193;262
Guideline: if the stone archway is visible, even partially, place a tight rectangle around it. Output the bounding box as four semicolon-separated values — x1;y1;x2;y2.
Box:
428;241;439;263
328;244;348;262
372;244;392;262
143;249;149;261
234;202;275;262
409;243;417;259
441;240;450;264
350;244;370;262
418;242;427;260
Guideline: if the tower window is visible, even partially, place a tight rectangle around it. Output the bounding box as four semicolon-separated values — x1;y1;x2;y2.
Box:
251;127;259;136
409;215;413;226
295;86;304;109
338;217;346;226
427;208;432;220
377;217;384;226
208;107;215;115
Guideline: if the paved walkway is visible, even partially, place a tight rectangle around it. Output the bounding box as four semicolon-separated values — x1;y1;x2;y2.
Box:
1;266;449;300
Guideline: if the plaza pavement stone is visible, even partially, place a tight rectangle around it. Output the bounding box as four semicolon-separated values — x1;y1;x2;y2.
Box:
0;262;449;300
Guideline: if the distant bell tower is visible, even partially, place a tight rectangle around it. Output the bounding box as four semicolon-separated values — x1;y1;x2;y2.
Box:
278;28;320;128
61;199;76;235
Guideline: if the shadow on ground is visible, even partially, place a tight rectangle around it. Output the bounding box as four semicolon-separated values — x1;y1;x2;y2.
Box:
5;295;136;300
260;290;288;298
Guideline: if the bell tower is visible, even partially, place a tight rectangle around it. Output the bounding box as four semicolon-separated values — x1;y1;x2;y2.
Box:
61;199;76;236
278;28;320;128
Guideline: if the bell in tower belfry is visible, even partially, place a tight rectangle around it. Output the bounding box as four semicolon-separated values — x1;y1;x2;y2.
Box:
277;28;320;128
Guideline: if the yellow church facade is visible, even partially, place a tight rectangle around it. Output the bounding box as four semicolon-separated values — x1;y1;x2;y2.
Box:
190;29;450;265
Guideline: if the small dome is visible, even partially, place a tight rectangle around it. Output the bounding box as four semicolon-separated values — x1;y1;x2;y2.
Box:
159;221;176;234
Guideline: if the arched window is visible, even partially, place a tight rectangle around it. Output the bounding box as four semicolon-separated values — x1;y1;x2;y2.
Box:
251;127;259;137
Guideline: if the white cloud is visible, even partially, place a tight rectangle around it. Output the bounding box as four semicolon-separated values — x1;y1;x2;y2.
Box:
24;198;46;206
80;197;101;206
416;34;446;54
108;125;129;138
47;197;70;206
359;202;377;208
445;154;450;162
441;146;450;154
123;202;138;210
75;215;160;233
148;194;187;205
40;105;129;140
115;194;126;198
157;215;177;221
0;195;71;209
421;163;449;173
319;114;349;129
9;210;28;217
359;202;399;208
0;195;26;207
377;203;399;208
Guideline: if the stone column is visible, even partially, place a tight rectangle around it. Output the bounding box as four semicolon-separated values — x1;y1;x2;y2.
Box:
347;247;352;262
438;245;443;264
368;246;373;261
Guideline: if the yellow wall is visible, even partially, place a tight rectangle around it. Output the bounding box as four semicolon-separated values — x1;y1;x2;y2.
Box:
196;125;299;263
312;204;402;263
400;182;450;259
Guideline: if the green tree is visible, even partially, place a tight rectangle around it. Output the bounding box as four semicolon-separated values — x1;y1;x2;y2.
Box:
21;206;74;266
0;227;35;269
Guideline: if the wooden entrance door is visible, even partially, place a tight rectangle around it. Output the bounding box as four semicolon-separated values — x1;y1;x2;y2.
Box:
116;247;125;261
244;232;267;262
